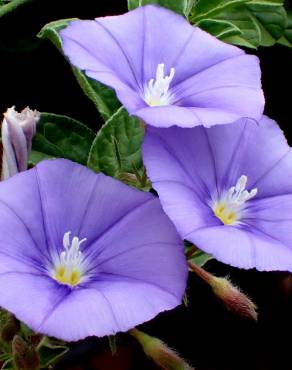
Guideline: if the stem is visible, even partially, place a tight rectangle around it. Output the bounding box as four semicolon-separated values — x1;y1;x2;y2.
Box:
108;336;117;355
36;336;48;351
185;244;198;259
0;0;34;17
129;328;140;339
188;261;213;285
1;358;12;370
112;135;122;172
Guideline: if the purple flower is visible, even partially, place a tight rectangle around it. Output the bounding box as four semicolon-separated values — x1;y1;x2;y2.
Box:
1;106;40;180
143;116;292;272
0;159;187;341
60;5;264;128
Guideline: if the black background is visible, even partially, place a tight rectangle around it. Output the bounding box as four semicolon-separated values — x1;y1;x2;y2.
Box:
0;1;292;369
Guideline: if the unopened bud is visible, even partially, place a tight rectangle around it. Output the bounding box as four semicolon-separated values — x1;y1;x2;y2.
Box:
130;328;194;370
189;261;257;321
12;335;40;370
1;106;40;180
0;314;20;343
211;276;258;320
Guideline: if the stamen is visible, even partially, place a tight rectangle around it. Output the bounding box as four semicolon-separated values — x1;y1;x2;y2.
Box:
144;63;175;107
212;175;257;225
52;231;87;287
226;176;257;205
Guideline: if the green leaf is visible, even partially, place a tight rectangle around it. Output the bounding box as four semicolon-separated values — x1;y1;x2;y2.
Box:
1;358;12;370
190;0;288;48
189;249;213;267
38;343;68;369
246;2;287;46
28;150;55;166
31;113;95;165
72;69;121;121
38;20;121;121
218;6;262;47
197;18;242;38
87;107;149;190
127;0;194;17
278;10;292;47
222;33;259;48
38;19;75;50
191;0;248;22
0;0;33;18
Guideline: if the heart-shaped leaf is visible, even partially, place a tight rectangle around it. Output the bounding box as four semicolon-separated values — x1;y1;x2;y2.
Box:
127;0;195;17
31;113;95;165
87;107;149;190
190;0;288;48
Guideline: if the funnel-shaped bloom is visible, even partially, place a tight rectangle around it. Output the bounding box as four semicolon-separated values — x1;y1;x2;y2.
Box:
1;106;40;180
143;116;292;272
60;5;264;128
0;159;187;341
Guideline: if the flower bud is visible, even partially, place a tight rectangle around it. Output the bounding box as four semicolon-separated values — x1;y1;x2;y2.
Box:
211;276;257;320
12;335;40;370
188;261;257;321
130;328;194;370
1;106;40;180
0;314;20;343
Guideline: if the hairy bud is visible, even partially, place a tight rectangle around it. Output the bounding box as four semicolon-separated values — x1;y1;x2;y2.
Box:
130;328;194;370
189;261;257;321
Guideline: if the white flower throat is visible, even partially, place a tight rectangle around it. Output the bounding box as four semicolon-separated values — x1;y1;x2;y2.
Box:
52;232;86;287
212;175;257;225
144;63;175;107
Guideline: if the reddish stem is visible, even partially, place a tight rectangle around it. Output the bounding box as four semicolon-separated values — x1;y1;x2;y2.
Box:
188;261;213;285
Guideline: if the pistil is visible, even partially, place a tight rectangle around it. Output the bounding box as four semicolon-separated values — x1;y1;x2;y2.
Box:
144;63;175;107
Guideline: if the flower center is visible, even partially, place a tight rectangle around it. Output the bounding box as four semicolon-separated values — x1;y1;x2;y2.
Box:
212;175;257;225
52;232;86;287
144;63;175;107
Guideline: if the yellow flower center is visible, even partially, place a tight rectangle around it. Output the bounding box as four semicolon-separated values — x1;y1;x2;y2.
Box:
52;232;86;287
212;175;257;226
213;202;238;225
54;265;81;287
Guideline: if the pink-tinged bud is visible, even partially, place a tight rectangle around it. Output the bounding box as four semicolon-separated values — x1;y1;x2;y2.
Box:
1;106;40;180
211;276;258;320
129;329;194;370
188;262;257;321
12;335;40;370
